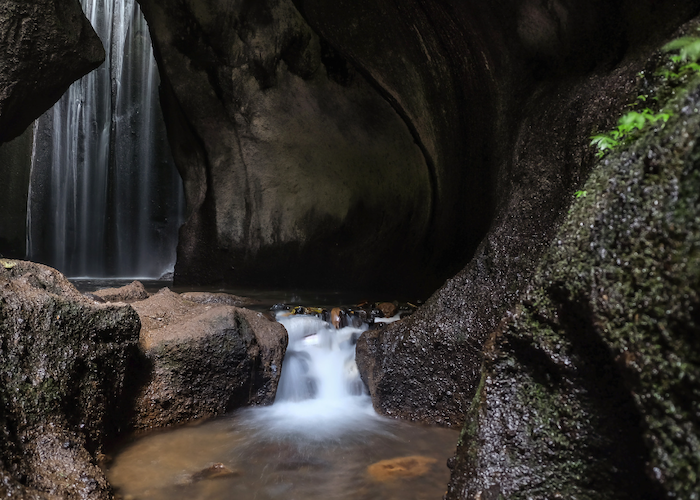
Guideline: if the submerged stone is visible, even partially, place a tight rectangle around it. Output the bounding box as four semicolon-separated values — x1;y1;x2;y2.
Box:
190;463;240;482
367;456;437;481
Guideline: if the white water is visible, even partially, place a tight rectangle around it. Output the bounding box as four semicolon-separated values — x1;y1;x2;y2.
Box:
27;0;183;278
238;313;386;441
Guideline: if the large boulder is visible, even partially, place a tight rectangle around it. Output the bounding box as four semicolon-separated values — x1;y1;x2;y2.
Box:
0;261;141;499
446;39;700;499
136;0;432;295
130;289;287;429
0;0;104;143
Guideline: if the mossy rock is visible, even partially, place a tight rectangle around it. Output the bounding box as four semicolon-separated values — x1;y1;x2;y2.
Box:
447;50;700;500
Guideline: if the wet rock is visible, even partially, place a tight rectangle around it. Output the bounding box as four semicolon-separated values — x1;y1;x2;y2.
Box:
0;261;141;499
190;463;239;482
130;289;287;429
446;48;700;499
367;456;437;481
376;302;398;319
330;307;343;329
355;4;700;430
0;0;105;142
180;291;261;308
92;280;149;303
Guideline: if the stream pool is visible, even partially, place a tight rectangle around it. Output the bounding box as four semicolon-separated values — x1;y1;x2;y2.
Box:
85;284;455;499
105;407;458;500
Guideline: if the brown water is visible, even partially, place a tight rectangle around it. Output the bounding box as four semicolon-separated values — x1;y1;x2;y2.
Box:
105;409;458;500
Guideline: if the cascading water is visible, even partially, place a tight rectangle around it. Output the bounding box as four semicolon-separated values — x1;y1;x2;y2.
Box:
27;0;183;278
241;312;384;440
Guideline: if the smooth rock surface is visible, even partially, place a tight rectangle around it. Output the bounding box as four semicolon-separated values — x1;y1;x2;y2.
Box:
130;289;287;429
0;0;104;142
0;127;33;258
137;0;431;295
0;261;141;500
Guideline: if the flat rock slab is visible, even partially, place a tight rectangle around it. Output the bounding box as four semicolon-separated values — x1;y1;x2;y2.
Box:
130;288;287;429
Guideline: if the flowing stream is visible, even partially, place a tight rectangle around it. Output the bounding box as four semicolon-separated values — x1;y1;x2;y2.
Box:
27;0;183;279
106;312;458;500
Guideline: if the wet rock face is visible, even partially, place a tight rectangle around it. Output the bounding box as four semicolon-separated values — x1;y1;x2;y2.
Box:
446;64;700;498
0;0;104;143
351;0;700;427
0;261;141;499
129;289;287;429
136;0;431;295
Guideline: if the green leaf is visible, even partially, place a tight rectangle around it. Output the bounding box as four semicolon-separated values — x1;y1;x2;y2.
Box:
680;62;700;74
618;111;646;131
575;190;587;199
590;134;618;153
663;36;700;63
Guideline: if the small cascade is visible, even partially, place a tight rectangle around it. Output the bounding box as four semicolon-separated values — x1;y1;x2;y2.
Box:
27;0;183;278
276;313;367;402
240;309;393;441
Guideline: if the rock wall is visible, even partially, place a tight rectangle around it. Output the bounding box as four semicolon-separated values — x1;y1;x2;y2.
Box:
136;0;433;295
447;48;700;499
0;261;141;499
0;127;33;258
342;0;700;427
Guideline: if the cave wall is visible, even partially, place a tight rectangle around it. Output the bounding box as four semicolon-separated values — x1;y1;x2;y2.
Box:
0;127;33;258
0;0;104;143
315;0;697;424
137;0;434;295
446;43;700;497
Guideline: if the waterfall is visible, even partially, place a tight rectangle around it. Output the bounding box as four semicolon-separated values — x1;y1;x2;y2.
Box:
238;312;386;442
27;0;183;278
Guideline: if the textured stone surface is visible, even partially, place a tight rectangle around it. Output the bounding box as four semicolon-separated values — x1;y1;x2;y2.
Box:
0;0;104;143
0;261;141;499
353;1;700;428
137;0;431;295
447;46;700;499
91;281;149;303
130;289;287;429
180;291;261;308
